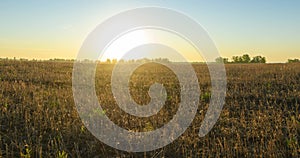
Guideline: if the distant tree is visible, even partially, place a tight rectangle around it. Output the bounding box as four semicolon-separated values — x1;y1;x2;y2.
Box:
20;58;28;61
232;56;243;63
251;56;266;63
215;57;222;63
232;54;252;63
106;59;111;64
223;58;229;63
153;58;170;63
287;58;300;63
136;58;151;63
242;54;251;63
161;58;170;63
215;57;229;63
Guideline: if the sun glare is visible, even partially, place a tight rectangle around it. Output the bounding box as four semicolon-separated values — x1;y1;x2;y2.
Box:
100;29;204;62
100;30;149;61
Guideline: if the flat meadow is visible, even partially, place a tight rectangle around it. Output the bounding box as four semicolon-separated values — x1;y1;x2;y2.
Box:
0;60;299;157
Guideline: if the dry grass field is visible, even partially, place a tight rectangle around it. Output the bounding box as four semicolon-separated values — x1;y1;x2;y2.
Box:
0;60;299;157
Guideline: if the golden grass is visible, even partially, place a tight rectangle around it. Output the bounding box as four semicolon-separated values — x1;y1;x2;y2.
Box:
0;60;299;157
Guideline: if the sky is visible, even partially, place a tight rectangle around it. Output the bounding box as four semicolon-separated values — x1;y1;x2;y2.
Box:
0;0;299;63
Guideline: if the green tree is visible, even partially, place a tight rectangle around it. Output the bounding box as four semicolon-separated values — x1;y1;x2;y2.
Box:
215;57;229;63
242;54;251;63
232;56;243;63
287;58;300;63
251;56;266;63
232;54;251;63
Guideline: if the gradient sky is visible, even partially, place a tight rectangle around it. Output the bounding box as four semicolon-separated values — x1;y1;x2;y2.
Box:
0;0;299;62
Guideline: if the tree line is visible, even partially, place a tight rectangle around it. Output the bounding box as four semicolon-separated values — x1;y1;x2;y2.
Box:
287;58;300;63
215;54;300;64
215;54;267;63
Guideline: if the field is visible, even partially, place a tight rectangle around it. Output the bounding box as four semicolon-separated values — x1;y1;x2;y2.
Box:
0;60;299;157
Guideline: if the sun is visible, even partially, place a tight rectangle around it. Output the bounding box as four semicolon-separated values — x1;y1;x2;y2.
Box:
100;29;150;61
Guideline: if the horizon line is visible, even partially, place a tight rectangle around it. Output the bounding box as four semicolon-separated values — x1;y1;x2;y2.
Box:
1;57;299;64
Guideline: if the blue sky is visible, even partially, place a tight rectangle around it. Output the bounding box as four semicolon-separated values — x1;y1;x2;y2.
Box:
0;0;299;62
